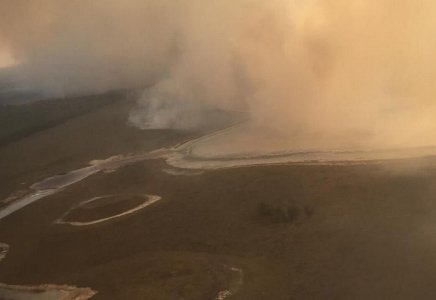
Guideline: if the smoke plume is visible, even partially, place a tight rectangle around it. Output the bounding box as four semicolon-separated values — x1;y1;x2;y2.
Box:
1;0;436;148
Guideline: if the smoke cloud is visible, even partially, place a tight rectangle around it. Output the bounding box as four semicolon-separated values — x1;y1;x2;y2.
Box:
1;0;436;148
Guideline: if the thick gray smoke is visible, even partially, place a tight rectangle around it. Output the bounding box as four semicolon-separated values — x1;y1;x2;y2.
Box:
1;0;436;148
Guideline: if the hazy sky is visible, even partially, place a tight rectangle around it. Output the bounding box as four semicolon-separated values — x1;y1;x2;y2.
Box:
0;48;16;68
1;0;436;148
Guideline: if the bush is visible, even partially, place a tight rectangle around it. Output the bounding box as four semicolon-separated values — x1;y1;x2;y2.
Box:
257;202;303;223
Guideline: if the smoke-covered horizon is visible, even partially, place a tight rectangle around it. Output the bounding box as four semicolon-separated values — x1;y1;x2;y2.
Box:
1;0;436;148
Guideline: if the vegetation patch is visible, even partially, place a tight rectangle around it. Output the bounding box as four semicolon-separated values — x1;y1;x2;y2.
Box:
0;90;125;146
257;202;314;224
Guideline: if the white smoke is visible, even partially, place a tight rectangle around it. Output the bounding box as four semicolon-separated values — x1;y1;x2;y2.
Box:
1;0;436;148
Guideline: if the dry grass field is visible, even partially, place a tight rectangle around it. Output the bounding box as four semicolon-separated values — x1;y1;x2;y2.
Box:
1;95;436;299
